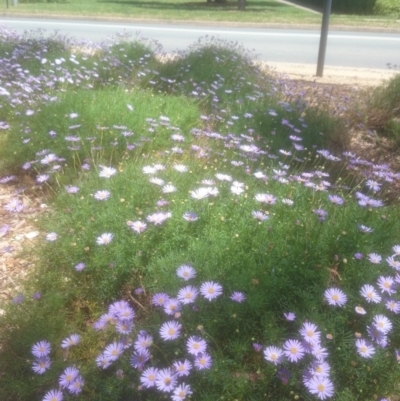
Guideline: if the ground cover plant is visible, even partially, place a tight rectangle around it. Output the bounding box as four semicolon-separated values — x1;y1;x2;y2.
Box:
1;26;400;401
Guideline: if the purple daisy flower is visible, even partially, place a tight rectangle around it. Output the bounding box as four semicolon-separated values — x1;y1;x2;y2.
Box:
230;291;246;303
96;233;113;245
103;341;124;361
74;262;86;272
200;281;223;301
324;288;347;306
183;212;198;222
98;166;117;178
277;366;291;385
155;368;178;392
187;336;207;356
130;348;151;369
61;334;81;348
284;312;296;321
140;367;159;388
163;297;181;316
42;389;63;401
172;383;192;401
176;264;196;281
151;293;169;307
305;376;334;399
68;375;84;395
65;185;79;194
300;322;321;345
159;321;182;341
32;356;51;374
328;194;344;205
46;232;58;242
264;346;284;365
253;343;263;352
96;353;112;369
173;359;192;377
59;366;80;388
127;220;147;234
94;190;110;200
360;284;381;303
355;339;375;358
4;199;24;213
36;174;49;183
177;285;199;304
32;340;51;358
283;339;305;363
134;332;153;351
194;352;212;370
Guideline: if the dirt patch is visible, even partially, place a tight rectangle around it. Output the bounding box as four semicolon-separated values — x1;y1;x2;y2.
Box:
0;182;47;312
262;62;399;87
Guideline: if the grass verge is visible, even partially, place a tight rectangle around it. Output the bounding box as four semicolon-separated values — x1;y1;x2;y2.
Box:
1;0;400;29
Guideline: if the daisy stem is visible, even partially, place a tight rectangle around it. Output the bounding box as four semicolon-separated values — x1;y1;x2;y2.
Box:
128;293;148;313
200;328;223;354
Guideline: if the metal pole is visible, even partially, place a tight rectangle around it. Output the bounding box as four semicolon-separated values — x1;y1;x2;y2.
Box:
316;0;332;77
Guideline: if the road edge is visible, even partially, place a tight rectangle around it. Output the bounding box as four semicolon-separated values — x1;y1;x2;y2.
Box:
1;13;400;33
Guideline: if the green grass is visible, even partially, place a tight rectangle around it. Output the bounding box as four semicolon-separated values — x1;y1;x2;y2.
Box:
1;32;400;401
2;0;400;28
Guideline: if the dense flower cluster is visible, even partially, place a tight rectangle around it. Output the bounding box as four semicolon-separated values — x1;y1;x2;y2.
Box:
89;264;243;399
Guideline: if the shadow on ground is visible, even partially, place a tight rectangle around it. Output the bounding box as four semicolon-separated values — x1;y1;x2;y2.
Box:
96;0;290;12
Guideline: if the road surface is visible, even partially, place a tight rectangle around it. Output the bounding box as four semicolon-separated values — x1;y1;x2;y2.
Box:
0;17;399;70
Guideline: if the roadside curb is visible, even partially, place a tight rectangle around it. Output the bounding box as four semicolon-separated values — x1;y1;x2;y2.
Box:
1;13;400;33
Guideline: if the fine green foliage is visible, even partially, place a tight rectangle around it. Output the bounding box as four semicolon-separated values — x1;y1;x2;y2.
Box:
1;31;400;401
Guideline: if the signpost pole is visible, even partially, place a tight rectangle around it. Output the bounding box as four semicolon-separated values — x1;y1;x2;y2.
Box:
316;0;332;77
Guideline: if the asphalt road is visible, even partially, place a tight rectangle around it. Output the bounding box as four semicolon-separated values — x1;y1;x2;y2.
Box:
0;17;399;69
